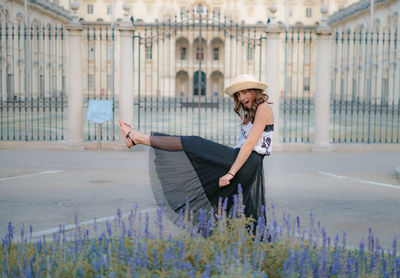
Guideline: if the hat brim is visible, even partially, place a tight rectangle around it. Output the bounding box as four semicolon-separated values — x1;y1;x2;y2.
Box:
224;81;269;97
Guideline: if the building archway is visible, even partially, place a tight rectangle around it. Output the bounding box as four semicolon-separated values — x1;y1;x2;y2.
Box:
176;70;189;97
193;37;207;61
176;37;189;62
210;71;224;97
193;71;206;96
210;37;224;63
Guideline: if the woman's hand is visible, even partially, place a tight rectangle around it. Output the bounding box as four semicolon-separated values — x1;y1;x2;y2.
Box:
219;173;234;187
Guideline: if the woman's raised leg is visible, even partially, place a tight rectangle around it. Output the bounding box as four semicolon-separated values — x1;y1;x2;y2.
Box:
119;119;182;151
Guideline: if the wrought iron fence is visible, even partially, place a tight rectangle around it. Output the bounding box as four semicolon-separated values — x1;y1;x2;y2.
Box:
132;11;268;145
0;22;66;140
1;18;399;145
331;27;400;143
82;23;117;141
281;28;315;143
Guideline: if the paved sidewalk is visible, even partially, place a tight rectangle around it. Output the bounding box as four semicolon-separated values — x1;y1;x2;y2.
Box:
0;149;399;249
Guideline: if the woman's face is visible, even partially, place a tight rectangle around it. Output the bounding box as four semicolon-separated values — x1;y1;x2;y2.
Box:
235;89;255;109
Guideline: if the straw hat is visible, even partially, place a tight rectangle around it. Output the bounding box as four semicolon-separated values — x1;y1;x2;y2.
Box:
224;74;269;97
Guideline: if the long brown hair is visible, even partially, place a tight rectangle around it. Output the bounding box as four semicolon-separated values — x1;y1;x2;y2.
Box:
233;89;270;125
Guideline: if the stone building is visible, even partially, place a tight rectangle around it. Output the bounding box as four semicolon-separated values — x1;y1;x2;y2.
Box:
71;0;361;99
328;0;399;104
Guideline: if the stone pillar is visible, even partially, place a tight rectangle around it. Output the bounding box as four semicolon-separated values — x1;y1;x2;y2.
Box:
313;6;332;151
265;6;283;151
118;3;135;130
66;3;83;145
224;37;231;88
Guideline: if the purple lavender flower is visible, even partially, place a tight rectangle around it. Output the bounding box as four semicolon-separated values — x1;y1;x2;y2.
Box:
223;197;228;211
153;249;159;269
145;212;150;239
232;194;238;218
156;207;164;239
106;221;112;237
392;236;398;277
123;220;128;238
20;224;25;242
117;208;122;228
202;264;211;278
342;231;346;250
24;263;32;278
7;222;14;243
296;216;300;236
368;228;375;252
94;217;98;236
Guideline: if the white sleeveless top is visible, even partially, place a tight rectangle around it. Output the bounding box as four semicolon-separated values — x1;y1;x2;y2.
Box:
235;122;274;156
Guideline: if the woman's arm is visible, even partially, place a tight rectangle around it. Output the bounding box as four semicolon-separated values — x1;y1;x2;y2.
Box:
219;103;273;187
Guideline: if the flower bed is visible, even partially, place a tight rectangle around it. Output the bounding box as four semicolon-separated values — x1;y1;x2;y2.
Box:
1;202;399;277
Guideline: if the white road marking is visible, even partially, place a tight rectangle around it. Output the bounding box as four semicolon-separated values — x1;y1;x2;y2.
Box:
0;170;63;181
31;208;158;239
318;171;400;189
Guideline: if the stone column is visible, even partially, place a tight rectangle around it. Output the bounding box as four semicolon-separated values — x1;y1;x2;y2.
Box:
66;3;83;145
118;3;135;130
313;6;332;151
265;6;283;151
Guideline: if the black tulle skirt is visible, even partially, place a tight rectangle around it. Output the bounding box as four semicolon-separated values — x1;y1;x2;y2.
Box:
149;132;267;230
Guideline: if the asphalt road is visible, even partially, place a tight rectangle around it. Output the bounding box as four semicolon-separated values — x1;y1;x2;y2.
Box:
0;148;399;249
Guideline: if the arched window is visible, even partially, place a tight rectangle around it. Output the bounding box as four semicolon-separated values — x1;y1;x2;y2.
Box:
193;71;206;96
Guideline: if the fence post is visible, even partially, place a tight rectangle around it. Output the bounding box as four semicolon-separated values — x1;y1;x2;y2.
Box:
66;3;84;145
265;6;283;151
118;4;135;133
313;6;332;151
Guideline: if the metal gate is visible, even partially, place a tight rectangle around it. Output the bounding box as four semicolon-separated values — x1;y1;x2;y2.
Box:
131;7;269;146
0;22;66;141
331;27;400;143
281;27;316;143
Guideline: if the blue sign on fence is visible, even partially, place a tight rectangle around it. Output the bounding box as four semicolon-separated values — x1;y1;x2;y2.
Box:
87;100;113;124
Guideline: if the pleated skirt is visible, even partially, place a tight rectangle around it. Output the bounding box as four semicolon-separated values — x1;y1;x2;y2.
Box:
149;132;267;230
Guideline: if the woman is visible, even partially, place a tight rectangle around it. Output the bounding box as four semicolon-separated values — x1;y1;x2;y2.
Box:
119;74;274;233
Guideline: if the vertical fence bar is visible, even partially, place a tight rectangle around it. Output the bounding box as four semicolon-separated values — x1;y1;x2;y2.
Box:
48;25;53;140
384;28;390;143
392;27;398;143
282;28;287;143
35;25;39;140
344;29;350;142
373;28;379;143
17;24;21;140
379;29;385;143
397;26;400;143
23;24;27;141
86;26;90;140
350;29;356;143
54;25;58;140
12;24;16;140
0;23;3;140
61;26;65;140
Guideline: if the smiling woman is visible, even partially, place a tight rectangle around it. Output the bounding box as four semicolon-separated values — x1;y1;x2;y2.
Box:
118;74;274;234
